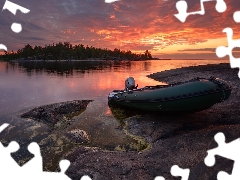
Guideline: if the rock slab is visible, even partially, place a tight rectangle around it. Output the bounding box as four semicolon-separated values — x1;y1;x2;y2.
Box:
20;100;92;124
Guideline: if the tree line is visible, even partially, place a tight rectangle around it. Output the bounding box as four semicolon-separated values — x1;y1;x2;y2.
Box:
2;42;153;61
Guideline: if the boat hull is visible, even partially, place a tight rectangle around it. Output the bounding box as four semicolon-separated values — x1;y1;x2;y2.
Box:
108;77;231;113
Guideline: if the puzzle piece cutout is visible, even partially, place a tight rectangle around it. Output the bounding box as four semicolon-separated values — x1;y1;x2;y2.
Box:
204;132;240;180
2;0;30;33
0;0;30;51
105;0;120;3
154;177;165;180
155;165;190;180
2;0;30;15
0;141;20;176
21;142;43;174
0;44;7;51
0;123;9;133
233;11;240;23
80;175;92;180
0;141;92;179
174;0;227;22
0;123;92;180
216;27;240;78
171;165;190;180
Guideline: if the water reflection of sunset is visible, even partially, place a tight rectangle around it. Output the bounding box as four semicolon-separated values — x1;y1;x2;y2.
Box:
68;81;76;88
92;71;162;91
105;107;112;116
0;63;5;71
1;60;229;105
59;60;229;93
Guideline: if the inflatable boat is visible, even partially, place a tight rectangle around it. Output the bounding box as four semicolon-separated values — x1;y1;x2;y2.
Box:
108;77;231;113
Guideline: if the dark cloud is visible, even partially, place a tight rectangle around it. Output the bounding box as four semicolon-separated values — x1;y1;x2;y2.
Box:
27;37;46;41
179;47;240;52
179;48;216;52
157;52;225;60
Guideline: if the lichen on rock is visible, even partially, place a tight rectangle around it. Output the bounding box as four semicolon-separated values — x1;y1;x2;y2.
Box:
65;129;90;144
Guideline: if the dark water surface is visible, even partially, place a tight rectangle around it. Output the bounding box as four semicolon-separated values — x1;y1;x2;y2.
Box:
0;59;228;170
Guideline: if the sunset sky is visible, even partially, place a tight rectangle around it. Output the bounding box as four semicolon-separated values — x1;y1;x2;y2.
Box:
0;0;240;59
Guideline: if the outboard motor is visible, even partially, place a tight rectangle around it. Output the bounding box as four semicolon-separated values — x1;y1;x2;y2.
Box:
125;77;137;90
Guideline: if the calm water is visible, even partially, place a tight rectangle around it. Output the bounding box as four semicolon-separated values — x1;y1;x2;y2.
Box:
0;59;229;170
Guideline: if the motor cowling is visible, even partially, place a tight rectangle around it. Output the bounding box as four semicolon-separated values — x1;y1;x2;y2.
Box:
125;77;136;90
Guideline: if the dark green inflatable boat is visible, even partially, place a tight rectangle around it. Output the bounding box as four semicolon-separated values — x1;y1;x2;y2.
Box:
108;77;231;113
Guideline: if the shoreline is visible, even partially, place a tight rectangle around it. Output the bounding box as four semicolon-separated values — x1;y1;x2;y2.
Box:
65;63;240;180
7;59;227;63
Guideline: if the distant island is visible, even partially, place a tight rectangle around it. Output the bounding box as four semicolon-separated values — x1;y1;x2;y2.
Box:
0;42;160;61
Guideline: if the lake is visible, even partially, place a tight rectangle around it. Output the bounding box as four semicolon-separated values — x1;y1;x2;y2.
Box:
0;59;229;170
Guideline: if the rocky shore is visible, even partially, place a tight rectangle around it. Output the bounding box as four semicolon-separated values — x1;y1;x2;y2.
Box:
21;100;92;125
20;100;92;143
65;63;240;180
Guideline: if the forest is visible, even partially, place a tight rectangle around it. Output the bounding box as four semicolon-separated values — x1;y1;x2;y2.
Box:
1;42;153;61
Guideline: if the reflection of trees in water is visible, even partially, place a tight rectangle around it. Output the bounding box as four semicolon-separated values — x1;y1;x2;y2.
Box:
111;60;132;71
11;61;114;76
8;60;151;76
110;60;152;72
144;61;151;71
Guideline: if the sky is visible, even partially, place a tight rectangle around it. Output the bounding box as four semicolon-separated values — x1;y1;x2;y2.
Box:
0;0;240;59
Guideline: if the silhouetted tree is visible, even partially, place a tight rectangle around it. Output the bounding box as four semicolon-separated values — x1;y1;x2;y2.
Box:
3;42;153;61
